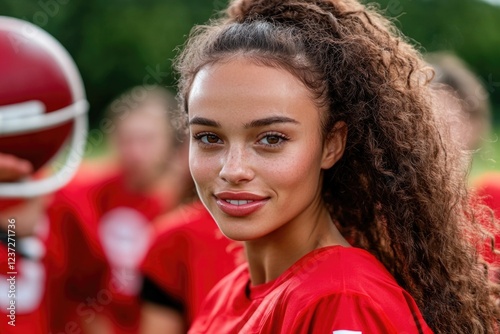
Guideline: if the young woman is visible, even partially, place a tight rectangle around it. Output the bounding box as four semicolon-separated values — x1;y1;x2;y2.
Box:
174;0;500;333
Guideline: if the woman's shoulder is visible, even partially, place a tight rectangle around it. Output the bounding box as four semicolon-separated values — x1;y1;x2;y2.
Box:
277;246;432;333
280;288;432;334
283;246;413;306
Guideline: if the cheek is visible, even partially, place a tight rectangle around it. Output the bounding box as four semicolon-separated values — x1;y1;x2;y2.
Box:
189;146;219;189
262;139;323;194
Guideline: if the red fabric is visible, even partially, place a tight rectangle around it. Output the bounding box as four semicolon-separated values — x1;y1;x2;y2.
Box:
141;202;243;325
0;208;71;334
46;183;107;334
88;172;170;221
474;173;500;279
0;185;105;334
475;173;500;216
189;246;433;334
0;243;49;334
48;170;173;334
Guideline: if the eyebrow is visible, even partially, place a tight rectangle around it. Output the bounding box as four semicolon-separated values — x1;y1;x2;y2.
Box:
188;115;299;128
244;116;299;129
188;117;221;127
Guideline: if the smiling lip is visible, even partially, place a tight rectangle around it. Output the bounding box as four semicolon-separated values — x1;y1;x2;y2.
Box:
214;191;269;217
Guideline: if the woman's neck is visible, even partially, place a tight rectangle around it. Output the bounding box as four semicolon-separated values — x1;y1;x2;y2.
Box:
244;201;349;286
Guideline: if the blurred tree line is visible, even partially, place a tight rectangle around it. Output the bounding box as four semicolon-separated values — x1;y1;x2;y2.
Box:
1;0;499;128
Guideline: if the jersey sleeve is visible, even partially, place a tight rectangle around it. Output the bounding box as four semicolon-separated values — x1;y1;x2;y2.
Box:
140;228;189;308
140;274;185;312
290;292;431;334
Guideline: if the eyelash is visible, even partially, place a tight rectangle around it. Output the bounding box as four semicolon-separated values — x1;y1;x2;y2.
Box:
192;132;290;149
192;132;222;147
257;132;290;148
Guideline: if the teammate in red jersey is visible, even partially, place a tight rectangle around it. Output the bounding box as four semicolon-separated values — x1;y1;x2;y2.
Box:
0;15;89;334
0;197;53;334
174;0;500;333
56;85;192;334
139;201;243;333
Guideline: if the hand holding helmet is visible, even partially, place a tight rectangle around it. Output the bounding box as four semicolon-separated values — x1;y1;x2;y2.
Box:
0;153;33;182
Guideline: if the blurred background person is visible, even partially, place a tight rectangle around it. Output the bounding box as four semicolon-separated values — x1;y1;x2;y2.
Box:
103;85;190;199
54;85;192;334
427;51;500;279
0;16;89;334
427;52;492;152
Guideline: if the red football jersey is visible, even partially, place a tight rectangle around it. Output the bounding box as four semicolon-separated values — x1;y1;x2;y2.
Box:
46;184;108;334
0;177;108;334
85;172;174;333
0;244;49;334
48;170;173;334
141;202;243;325
474;173;500;279
0;217;51;334
189;245;433;334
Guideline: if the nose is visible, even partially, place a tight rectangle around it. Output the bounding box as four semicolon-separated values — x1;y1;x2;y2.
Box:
219;145;254;184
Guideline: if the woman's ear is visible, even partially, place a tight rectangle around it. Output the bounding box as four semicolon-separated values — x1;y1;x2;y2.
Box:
321;121;347;169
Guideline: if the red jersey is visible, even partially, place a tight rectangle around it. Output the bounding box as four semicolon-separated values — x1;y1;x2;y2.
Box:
474;173;500;279
46;184;108;334
48;170;173;334
0;209;71;334
475;173;500;215
0;230;50;334
82;172;173;333
190;245;433;334
141;202;243;325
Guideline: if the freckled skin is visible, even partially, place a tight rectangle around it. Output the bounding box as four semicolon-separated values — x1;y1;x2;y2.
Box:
188;57;348;283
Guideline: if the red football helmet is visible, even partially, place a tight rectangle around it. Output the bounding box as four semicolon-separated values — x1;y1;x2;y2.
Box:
0;16;88;198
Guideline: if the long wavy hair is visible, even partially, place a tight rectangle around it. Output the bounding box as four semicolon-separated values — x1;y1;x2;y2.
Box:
174;0;500;332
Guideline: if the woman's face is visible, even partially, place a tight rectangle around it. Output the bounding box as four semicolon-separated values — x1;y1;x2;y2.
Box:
188;57;344;241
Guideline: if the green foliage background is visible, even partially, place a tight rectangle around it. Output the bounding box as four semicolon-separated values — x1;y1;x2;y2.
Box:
1;0;500;175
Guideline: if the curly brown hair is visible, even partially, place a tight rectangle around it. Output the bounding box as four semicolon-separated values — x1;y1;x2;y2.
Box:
174;0;500;332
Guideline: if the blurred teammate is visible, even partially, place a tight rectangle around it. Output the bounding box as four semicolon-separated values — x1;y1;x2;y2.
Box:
427;52;492;152
139;201;244;334
55;85;191;334
0;16;89;334
428;52;500;279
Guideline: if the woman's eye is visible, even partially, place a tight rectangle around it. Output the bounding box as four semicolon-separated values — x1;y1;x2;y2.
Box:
258;134;287;147
195;133;222;145
204;134;221;144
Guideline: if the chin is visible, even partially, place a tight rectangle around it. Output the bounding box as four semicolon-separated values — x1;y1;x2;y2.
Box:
215;217;271;242
219;230;262;242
